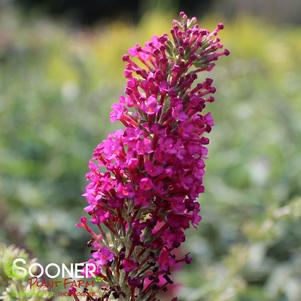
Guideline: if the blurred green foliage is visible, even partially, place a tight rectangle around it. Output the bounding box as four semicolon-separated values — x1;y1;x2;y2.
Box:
0;243;53;300
0;6;301;301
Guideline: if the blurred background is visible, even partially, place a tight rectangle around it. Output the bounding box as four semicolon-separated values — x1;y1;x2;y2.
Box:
0;0;301;300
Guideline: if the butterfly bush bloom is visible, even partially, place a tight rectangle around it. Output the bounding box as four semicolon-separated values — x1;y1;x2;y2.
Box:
78;12;229;301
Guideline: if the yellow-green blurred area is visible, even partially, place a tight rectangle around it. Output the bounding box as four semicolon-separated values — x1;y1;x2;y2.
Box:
1;2;301;301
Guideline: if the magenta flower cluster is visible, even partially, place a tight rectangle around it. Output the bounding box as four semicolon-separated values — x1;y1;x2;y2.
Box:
77;12;228;301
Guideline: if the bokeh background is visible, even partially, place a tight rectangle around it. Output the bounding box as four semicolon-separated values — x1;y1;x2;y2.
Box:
1;0;301;300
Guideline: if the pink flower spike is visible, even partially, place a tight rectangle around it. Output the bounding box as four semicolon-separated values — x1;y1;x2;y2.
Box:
79;11;229;300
